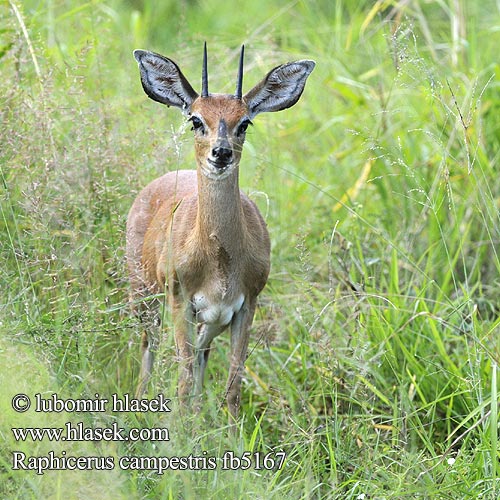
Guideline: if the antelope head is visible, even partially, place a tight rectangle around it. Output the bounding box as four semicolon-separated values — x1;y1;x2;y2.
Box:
133;44;315;180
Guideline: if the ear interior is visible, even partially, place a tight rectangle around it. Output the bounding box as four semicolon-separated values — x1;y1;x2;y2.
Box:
244;60;315;118
134;50;199;113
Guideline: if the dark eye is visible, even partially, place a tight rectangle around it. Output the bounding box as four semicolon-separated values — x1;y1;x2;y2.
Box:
189;116;205;134
237;119;252;137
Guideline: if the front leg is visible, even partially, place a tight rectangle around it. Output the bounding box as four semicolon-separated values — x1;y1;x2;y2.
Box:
193;322;224;400
226;297;256;423
171;294;196;405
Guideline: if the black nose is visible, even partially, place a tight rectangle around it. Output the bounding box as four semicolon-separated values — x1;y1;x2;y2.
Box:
212;146;232;164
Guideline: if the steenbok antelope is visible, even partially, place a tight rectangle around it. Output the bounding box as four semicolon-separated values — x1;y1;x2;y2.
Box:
127;44;314;422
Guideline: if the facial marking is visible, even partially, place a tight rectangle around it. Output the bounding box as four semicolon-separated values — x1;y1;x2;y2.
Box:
218;118;228;139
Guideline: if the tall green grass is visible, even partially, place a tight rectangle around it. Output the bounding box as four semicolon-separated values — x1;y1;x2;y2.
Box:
1;0;499;498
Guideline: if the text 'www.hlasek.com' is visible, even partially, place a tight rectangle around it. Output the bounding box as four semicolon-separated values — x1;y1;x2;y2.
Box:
10;392;286;475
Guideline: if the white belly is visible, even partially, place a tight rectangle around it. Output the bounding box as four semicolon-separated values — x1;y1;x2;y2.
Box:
192;292;245;327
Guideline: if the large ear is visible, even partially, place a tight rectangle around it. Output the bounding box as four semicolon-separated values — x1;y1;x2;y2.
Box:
133;50;199;114
244;60;315;118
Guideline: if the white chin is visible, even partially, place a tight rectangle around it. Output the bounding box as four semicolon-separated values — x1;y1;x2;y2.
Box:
201;161;233;180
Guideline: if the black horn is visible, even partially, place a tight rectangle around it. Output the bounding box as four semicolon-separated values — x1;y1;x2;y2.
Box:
201;42;209;98
235;45;244;99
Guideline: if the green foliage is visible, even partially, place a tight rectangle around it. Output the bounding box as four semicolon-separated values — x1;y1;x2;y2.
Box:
1;0;499;498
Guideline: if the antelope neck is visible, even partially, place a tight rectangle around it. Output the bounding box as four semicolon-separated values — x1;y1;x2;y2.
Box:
195;168;245;251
